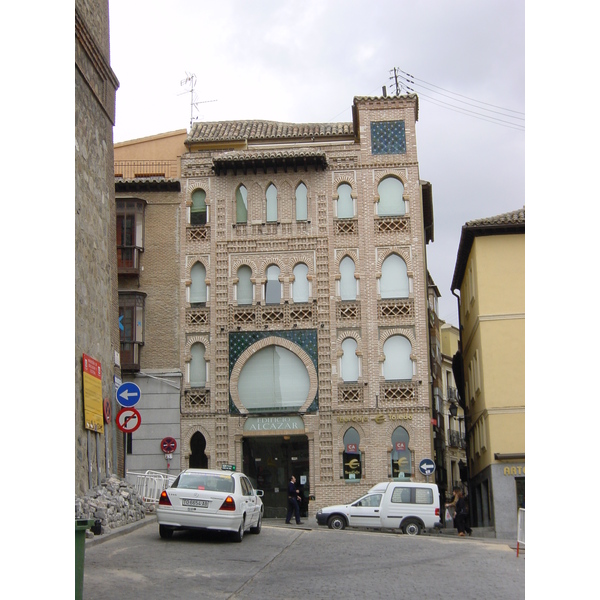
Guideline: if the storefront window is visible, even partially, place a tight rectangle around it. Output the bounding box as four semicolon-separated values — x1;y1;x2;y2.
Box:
343;427;361;481
391;426;411;478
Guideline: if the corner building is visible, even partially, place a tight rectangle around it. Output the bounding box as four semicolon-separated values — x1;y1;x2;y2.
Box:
121;95;435;517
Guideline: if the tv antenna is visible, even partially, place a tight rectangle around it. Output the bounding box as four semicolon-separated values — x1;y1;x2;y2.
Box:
179;72;217;129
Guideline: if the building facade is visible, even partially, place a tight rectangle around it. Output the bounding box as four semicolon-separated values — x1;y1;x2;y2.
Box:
451;208;525;538
75;0;121;495
440;323;467;495
117;94;437;517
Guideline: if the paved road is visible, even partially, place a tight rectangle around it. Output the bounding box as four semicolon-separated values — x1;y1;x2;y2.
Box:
83;520;524;600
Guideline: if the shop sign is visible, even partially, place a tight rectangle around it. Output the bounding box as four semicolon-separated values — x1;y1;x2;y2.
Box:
243;415;304;432
503;465;525;476
337;413;413;424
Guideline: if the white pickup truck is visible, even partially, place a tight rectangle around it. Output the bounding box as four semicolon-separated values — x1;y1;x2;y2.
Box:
315;481;442;535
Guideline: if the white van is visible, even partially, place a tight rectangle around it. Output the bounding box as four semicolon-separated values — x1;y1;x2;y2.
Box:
315;481;442;535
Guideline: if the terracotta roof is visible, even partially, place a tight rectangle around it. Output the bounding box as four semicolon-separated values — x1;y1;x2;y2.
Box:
212;148;328;175
187;120;354;145
213;148;327;162
451;207;525;291
464;207;525;228
115;178;181;192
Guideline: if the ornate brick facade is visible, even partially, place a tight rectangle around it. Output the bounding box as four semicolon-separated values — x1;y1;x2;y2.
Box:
118;94;436;515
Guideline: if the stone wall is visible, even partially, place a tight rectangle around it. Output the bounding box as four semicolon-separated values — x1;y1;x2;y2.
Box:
75;0;121;495
75;475;146;534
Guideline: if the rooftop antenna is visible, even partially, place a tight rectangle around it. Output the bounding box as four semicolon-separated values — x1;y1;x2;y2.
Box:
179;72;217;129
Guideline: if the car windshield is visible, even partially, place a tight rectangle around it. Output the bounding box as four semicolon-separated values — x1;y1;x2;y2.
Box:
172;473;234;493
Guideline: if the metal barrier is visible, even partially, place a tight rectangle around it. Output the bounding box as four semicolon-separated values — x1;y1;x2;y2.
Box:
126;470;176;508
517;508;525;557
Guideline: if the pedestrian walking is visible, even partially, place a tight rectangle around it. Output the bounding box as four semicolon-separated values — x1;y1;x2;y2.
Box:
446;487;471;536
285;475;303;524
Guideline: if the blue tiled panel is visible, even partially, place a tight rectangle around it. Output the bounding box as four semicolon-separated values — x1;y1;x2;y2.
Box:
371;120;406;155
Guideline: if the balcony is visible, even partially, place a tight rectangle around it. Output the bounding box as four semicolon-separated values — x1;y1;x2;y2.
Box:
447;429;466;449
117;246;142;275
114;160;179;180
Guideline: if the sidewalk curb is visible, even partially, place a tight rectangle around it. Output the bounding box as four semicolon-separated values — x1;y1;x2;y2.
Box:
85;515;157;548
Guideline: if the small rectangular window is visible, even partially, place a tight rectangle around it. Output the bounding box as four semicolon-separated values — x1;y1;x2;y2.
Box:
414;488;433;504
391;487;411;503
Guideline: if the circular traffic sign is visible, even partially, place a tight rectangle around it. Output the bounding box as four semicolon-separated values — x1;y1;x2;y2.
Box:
160;437;177;453
103;398;112;423
419;458;436;476
116;382;142;408
116;407;142;433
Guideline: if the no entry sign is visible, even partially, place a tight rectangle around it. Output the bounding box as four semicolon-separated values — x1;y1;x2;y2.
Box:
116;407;142;433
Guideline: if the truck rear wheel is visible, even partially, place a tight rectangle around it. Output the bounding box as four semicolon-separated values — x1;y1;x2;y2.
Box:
402;520;422;536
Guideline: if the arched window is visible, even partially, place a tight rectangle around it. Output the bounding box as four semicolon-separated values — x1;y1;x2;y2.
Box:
380;254;409;298
295;182;308;221
266;184;278;222
341;338;359;382
236;265;253;305
238;345;310;411
343;427;361;481
383;335;413;380
191;189;207;225
336;183;354;219
391;427;412;478
377;176;405;216
236;185;248;223
340;256;357;300
265;265;281;304
190;342;206;387
292;263;309;303
190;262;207;304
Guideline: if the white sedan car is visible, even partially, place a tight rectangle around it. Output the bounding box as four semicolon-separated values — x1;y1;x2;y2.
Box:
157;468;264;542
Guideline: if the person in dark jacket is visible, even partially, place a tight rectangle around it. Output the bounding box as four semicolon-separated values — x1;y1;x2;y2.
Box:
285;475;303;524
447;487;472;536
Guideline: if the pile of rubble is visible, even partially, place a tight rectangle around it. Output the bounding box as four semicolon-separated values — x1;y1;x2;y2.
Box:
75;474;146;535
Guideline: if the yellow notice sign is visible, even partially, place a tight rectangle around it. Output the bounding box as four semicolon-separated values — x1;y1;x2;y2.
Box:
83;353;104;433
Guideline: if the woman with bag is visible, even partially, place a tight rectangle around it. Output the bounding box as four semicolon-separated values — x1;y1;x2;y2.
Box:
446;487;472;536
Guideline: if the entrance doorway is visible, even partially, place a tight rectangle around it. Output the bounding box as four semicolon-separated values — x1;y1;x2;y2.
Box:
243;435;309;518
189;432;208;469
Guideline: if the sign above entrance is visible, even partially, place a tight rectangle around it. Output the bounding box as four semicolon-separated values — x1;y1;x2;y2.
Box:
243;415;305;434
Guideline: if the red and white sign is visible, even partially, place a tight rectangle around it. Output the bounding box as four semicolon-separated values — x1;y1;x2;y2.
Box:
116;407;141;433
395;442;406;451
161;437;177;453
346;443;358;453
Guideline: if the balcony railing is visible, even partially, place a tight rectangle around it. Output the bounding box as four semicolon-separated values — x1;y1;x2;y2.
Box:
447;429;466;449
114;160;179;179
117;246;142;275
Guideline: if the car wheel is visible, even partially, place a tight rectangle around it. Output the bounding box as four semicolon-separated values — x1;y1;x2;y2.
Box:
327;515;346;530
402;520;422;536
232;518;245;542
250;513;262;534
159;525;174;539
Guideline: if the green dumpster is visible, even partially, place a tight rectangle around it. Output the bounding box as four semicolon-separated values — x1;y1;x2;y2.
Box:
75;519;96;600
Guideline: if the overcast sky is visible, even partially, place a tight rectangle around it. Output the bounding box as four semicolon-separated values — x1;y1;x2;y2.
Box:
109;0;525;326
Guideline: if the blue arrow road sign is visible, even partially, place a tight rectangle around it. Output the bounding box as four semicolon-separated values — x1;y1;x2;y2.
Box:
419;458;436;476
116;382;142;408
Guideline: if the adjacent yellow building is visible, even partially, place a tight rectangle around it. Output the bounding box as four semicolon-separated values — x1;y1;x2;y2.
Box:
451;208;525;538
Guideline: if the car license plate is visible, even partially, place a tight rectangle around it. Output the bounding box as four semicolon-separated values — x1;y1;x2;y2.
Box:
182;499;209;508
